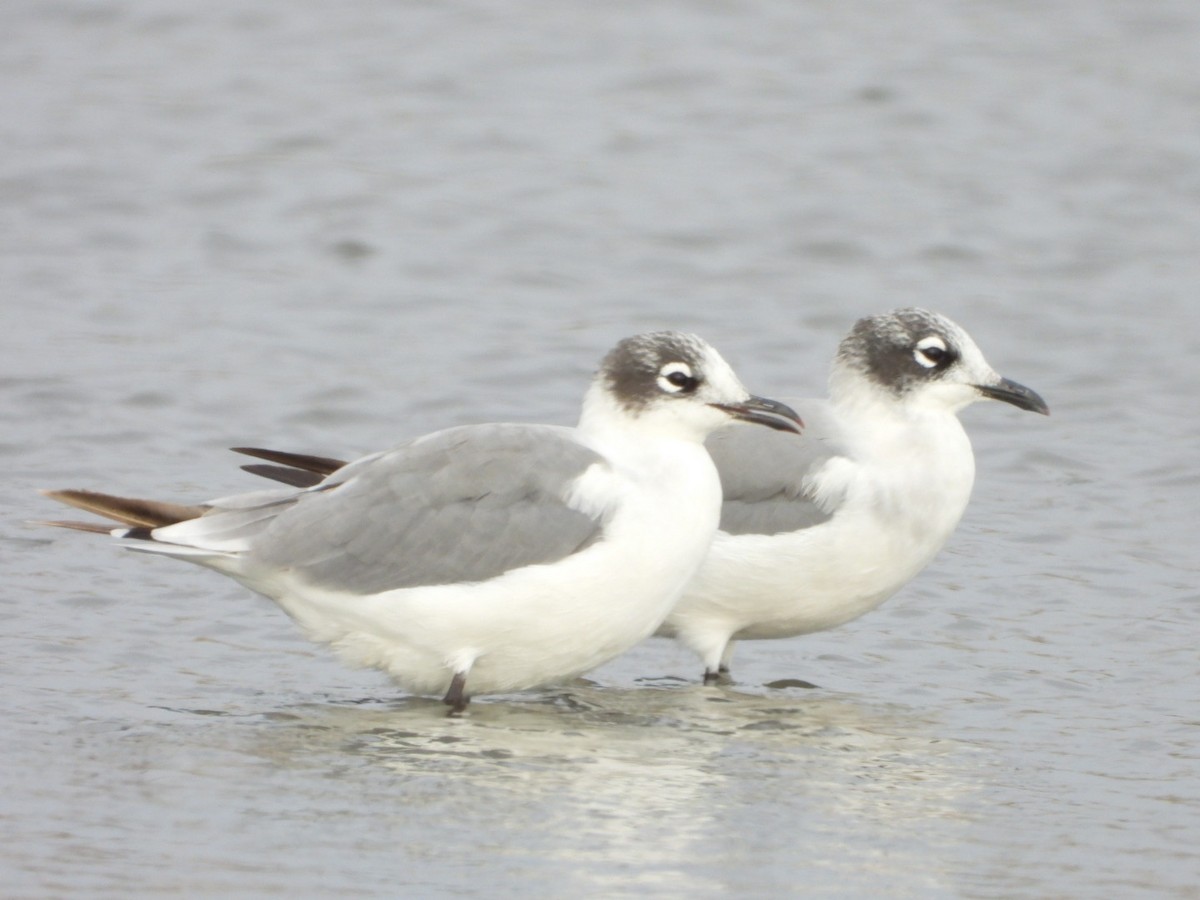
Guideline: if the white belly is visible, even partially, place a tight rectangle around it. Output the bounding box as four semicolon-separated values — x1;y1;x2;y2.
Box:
240;441;723;696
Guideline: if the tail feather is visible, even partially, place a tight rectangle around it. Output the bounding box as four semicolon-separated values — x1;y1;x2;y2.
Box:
39;488;206;529
151;498;292;552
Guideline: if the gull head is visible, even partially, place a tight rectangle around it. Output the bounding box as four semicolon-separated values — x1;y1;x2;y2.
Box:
586;331;802;441
832;308;1049;416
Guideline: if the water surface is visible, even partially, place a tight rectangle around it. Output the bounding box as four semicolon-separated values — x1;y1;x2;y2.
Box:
4;1;1199;896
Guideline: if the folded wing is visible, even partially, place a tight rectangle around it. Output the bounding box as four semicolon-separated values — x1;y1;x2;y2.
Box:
225;424;610;594
707;399;847;536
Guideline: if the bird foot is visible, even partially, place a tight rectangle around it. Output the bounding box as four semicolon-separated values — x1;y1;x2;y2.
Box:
702;666;733;686
442;672;471;716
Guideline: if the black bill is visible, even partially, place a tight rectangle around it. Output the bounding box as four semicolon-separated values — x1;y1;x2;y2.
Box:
710;395;804;433
975;377;1050;415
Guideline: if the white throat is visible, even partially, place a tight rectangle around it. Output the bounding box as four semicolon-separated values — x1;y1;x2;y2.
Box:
577;382;723;446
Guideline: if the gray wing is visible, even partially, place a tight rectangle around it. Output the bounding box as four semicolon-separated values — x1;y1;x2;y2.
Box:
707;399;848;536
248;424;608;595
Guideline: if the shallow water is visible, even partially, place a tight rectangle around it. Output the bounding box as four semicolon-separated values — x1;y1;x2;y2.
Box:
4;1;1199;896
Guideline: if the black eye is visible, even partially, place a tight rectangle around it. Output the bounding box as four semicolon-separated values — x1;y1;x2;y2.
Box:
657;363;701;394
912;338;956;371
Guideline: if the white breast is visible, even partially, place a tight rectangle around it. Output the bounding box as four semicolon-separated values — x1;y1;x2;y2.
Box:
664;405;975;649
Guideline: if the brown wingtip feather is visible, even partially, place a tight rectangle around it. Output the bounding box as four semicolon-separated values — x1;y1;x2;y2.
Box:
33;518;122;535
39;488;207;529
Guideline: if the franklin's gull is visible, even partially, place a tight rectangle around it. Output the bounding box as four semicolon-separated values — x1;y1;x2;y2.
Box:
41;332;801;712
657;308;1049;682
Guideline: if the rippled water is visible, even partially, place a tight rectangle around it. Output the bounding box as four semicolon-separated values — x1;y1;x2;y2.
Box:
4;1;1199;896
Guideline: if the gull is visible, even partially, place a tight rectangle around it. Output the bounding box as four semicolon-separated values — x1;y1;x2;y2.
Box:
656;308;1050;683
40;332;800;713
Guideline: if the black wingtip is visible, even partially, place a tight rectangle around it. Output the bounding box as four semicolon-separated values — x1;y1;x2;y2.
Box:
231;447;346;476
240;464;326;488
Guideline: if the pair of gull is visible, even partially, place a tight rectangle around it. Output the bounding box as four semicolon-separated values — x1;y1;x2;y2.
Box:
44;309;1048;713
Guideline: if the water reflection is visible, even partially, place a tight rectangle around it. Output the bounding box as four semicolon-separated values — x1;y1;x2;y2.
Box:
232;680;982;894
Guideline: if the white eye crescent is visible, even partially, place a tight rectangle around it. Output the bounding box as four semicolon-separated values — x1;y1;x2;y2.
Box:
657;362;698;393
914;335;949;368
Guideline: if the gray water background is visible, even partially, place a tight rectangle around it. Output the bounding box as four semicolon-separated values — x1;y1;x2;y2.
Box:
3;1;1199;896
